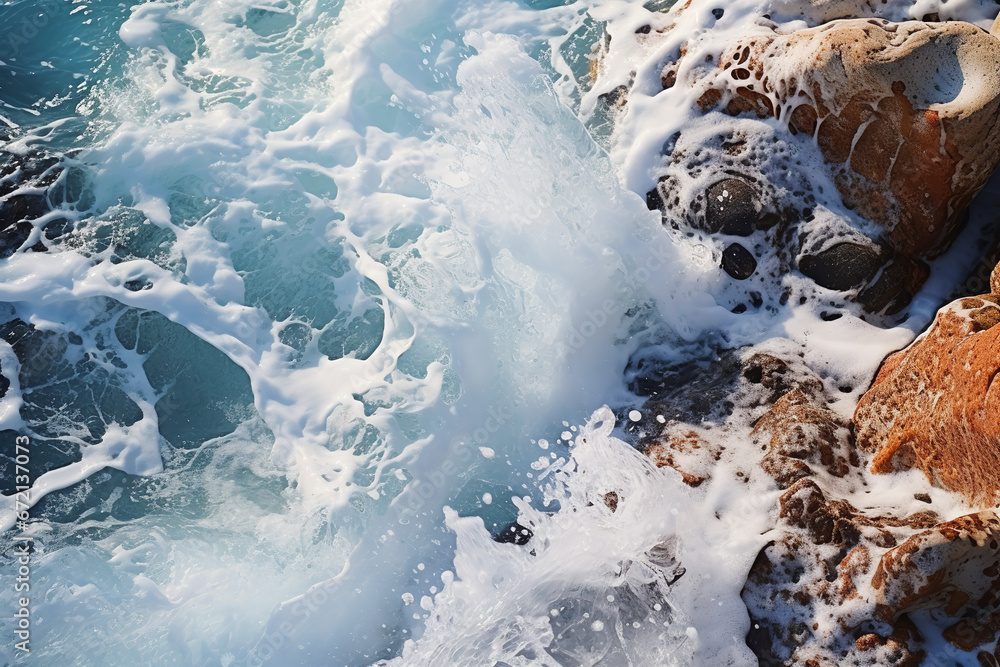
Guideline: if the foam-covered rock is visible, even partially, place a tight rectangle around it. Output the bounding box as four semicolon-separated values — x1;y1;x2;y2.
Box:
872;510;1000;624
752;389;856;488
698;19;1000;262
854;293;1000;505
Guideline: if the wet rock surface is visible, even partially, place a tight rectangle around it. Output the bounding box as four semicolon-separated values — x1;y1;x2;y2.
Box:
628;10;1000;319
628;279;1000;663
721;242;757;280
598;2;1000;663
0;149;68;257
704;178;759;236
798;241;882;292
698;19;1000;262
872;511;1000;625
854;293;1000;506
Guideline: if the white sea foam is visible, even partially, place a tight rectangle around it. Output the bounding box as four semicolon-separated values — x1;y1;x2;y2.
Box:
0;0;996;664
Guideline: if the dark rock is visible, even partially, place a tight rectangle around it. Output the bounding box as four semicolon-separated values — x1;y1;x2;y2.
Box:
646;185;664;212
705;178;757;236
742;353;823;403
721;243;756;279
625;350;741;422
798;241;882;291
858;257;928;314
493;521;533;545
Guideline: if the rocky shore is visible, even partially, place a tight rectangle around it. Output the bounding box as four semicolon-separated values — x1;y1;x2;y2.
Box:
595;0;1000;663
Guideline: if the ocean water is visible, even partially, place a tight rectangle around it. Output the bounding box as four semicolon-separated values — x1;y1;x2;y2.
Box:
0;0;997;665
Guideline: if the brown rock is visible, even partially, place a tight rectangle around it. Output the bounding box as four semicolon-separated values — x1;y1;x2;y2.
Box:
695;20;1000;262
871;511;1000;628
780;478;861;547
753;389;856;488
854;294;1000;505
645;424;720;487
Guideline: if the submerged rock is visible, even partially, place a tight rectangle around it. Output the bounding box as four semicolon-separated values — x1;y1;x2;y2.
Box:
0;150;66;257
854;293;1000;506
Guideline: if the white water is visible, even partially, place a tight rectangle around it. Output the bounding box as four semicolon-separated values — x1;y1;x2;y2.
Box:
0;0;996;664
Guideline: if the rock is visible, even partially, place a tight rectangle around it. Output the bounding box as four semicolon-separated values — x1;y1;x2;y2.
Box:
635;345;828;490
766;0;915;24
993;261;1000;294
741;351;824;402
630;345;823;430
696;20;1000;263
872;511;1000;627
854;293;1000;505
752;389;856;488
721;242;756;279
798;241;882;291
492;521;533;545
645;424;721;488
705;177;758;236
625;350;741;423
857;255;928;315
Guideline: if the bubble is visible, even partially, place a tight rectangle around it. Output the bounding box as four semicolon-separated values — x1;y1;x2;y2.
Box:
482;493;492;505
628;410;642;422
591;620;605;632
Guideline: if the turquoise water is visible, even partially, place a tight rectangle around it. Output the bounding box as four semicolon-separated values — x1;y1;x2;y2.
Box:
0;1;698;664
3;0;991;665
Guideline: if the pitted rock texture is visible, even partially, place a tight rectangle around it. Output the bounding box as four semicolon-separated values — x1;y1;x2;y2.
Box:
695;19;1000;262
742;483;943;666
854;293;1000;506
632;344;827;488
872;510;1000;624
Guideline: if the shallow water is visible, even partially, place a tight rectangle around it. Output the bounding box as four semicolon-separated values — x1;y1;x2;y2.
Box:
0;0;996;665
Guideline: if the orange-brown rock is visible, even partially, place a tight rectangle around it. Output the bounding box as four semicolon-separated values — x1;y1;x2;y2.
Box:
693;19;1000;261
871;511;1000;628
854;294;1000;505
